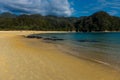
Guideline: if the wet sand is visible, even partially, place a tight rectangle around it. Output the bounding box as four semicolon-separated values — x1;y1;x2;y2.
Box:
0;31;120;80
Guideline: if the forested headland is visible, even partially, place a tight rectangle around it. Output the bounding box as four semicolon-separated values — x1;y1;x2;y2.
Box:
0;11;120;32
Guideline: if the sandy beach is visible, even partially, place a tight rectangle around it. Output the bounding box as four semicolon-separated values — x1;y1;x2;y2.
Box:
0;31;120;80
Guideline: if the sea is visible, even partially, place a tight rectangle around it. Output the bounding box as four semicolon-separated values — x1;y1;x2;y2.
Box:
29;32;120;70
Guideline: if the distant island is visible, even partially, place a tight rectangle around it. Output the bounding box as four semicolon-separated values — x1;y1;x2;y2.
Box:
0;11;120;32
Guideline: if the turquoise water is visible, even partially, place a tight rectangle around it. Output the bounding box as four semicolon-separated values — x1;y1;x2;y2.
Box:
31;32;120;69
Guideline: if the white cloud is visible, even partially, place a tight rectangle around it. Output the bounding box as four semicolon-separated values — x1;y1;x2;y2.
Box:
0;0;73;16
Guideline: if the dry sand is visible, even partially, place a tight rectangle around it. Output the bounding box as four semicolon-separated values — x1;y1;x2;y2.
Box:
0;31;120;80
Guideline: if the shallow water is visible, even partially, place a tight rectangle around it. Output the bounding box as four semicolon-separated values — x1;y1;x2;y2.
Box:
30;32;120;70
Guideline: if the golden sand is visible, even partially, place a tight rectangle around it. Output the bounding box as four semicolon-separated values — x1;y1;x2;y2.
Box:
0;31;120;80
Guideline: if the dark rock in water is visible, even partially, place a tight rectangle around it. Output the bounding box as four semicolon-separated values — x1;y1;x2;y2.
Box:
27;35;42;39
35;36;42;39
27;35;36;38
78;40;99;43
43;38;64;41
53;38;64;41
27;35;64;41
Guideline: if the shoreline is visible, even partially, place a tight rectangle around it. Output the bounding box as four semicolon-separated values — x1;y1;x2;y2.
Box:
55;42;120;71
26;31;120;70
0;31;120;80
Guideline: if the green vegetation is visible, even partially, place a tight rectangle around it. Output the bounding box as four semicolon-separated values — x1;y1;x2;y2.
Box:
0;11;120;32
75;11;120;32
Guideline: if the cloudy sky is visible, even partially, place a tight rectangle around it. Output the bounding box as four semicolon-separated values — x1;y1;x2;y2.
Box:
0;0;120;17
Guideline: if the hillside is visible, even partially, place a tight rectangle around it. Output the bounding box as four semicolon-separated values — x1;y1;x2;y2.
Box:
0;11;120;32
75;11;120;32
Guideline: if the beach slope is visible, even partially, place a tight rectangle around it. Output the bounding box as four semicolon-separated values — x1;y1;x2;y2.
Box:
0;31;120;80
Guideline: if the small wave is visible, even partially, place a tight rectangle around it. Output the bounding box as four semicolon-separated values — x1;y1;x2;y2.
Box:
56;43;120;71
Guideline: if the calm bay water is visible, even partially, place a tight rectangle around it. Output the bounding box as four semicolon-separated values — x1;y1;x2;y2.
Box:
32;32;120;70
